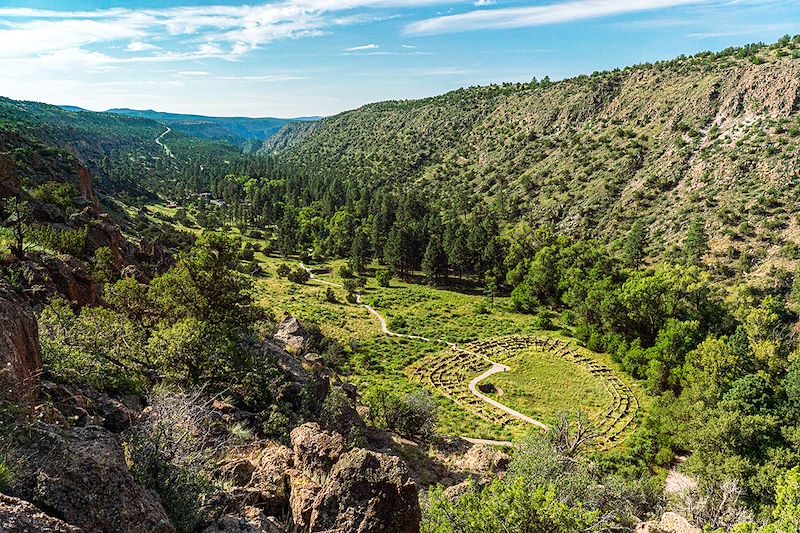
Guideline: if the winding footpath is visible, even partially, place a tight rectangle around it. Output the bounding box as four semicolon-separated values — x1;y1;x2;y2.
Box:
156;127;174;158
299;264;548;443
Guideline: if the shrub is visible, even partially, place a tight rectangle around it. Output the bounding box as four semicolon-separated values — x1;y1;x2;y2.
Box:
91;246;116;283
31;181;79;215
124;388;226;533
28;224;88;257
376;268;393;287
240;243;255;261
369;389;438;441
338;264;354;278
287;266;310;284
0;455;12;493
276;264;291;278
342;278;360;293
325;286;337;303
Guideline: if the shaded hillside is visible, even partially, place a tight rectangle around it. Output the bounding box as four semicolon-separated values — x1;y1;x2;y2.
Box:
106;108;319;148
0;97;240;196
264;40;800;282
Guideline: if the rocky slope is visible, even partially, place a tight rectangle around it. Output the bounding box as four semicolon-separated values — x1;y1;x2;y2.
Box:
265;40;800;284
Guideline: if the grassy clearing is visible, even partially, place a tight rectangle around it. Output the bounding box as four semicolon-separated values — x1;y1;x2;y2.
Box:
483;347;608;424
91;203;645;443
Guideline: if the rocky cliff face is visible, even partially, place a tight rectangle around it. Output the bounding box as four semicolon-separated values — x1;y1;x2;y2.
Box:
0;278;41;402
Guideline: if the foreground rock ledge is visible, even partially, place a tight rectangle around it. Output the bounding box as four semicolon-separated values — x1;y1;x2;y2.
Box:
0;493;82;532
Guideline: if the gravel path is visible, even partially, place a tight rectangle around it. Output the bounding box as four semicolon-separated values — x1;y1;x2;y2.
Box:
299;264;548;437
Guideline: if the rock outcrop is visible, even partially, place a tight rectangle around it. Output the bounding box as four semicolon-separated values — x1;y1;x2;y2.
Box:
285;423;421;533
221;442;294;516
291;423;345;485
202;506;284;533
0;493;83;532
308;448;421;533
0;278;41;402
273;317;310;355
9;425;174;533
18;253;99;308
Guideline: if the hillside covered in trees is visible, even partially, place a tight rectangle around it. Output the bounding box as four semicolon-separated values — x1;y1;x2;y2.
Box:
3;37;800;533
264;38;800;287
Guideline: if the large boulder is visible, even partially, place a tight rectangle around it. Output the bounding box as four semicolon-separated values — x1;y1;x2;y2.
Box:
308;448;421;533
221;442;294;516
8;425;174;533
273;317;310;355
0;493;83;532
0;278;41;402
290;423;345;485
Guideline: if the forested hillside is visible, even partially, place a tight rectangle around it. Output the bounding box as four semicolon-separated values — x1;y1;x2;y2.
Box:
265;39;800;285
106;108;318;149
4;37;800;533
0;97;240;197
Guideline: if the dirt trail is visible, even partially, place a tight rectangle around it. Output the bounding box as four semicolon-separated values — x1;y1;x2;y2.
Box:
299;264;548;437
156;127;174;158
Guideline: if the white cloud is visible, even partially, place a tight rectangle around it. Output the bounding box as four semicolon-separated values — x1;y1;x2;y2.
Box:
405;0;714;35
126;41;161;52
345;43;380;51
474;0;496;5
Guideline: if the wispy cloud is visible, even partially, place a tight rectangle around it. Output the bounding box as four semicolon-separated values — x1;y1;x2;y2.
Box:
405;0;713;35
345;43;379;51
0;1;455;65
215;74;308;81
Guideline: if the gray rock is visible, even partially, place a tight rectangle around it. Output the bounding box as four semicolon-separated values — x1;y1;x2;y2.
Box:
0;493;83;532
308;448;421;533
9;425;174;533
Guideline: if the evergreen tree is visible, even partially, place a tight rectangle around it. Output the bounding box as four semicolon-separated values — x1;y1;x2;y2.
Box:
422;237;448;284
349;226;371;274
684;216;708;265
623;220;647;268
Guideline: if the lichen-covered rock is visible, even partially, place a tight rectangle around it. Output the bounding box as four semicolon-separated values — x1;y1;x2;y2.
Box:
459;443;511;476
308;448;421;533
202;506;284;533
9;425;174;533
290;423;345;485
0;493;83;532
0;278;41;402
251;443;294;515
273;317;309;355
288;470;321;532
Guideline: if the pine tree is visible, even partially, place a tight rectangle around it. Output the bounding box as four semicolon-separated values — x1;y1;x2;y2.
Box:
349;227;371;274
623;220;647;268
684;216;708;265
422;237;448;284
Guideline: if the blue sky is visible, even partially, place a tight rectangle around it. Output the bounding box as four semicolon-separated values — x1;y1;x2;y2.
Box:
1;0;798;117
